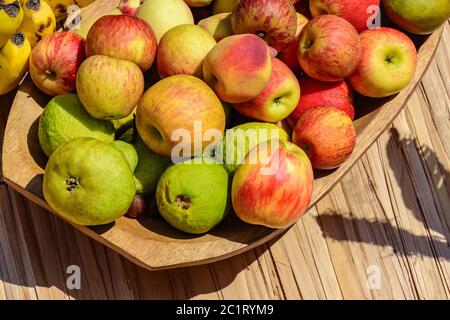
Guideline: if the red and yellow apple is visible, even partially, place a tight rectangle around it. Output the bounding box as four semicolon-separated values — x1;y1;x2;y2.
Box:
348;27;417;98
29;32;86;97
293;106;356;170
157;24;216;79
278;12;309;73
136;75;226;158
203;34;272;104
86;15;157;72
232;58;301;123
232;140;314;229
287;77;354;128
76;55;144;120
309;0;381;33
198;13;233;42
297;15;361;82
231;0;297;52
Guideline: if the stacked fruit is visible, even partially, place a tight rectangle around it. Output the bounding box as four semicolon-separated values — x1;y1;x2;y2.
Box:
0;0;99;95
19;0;450;233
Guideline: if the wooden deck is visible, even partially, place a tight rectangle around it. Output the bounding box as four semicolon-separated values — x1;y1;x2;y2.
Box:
0;23;448;300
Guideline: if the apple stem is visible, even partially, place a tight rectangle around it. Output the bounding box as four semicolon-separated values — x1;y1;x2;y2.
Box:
44;70;56;79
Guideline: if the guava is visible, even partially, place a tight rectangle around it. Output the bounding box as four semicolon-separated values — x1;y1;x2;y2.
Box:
111;140;138;172
38;94;115;157
134;137;172;195
156;160;230;234
216;122;290;174
43;137;136;226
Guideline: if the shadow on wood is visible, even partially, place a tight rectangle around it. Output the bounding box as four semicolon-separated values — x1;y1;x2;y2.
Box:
316;130;450;262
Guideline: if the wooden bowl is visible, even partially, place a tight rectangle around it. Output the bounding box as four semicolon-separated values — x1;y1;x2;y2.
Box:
1;0;444;270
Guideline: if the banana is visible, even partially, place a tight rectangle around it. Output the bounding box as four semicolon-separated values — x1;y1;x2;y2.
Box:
0;32;31;95
17;0;56;47
0;0;24;48
46;0;93;20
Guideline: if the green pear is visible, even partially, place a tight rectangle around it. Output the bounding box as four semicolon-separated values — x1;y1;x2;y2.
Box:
111;141;138;172
76;55;144;120
134;137;172;195
156;160;230;234
38;94;115;157
218;122;290;174
43;138;136;226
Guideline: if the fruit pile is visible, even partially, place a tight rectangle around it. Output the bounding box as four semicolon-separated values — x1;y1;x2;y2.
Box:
0;0;96;95
3;0;449;234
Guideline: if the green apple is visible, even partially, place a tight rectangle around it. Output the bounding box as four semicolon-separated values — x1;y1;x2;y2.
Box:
111;140;138;172
217;122;290;174
136;0;194;42
348;27;417;98
76;55;144;120
38;94;115;157
156;160;230;234
383;0;450;35
43;138;136;226
134;137;172;195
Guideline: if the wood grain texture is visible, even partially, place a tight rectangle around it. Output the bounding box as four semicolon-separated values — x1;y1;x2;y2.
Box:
0;2;445;271
0;13;448;300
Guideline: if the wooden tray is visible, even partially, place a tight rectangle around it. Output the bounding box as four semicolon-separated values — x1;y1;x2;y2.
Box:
1;0;444;270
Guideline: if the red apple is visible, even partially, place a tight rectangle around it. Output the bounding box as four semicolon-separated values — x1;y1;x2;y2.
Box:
232;58;300;123
287;77;354;128
293;106;356;170
348;27;417;98
231;0;297;52
309;0;380;33
232;140;313;229
297;15;360;82
29;32;85;96
278;12;309;73
86;15;157;72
